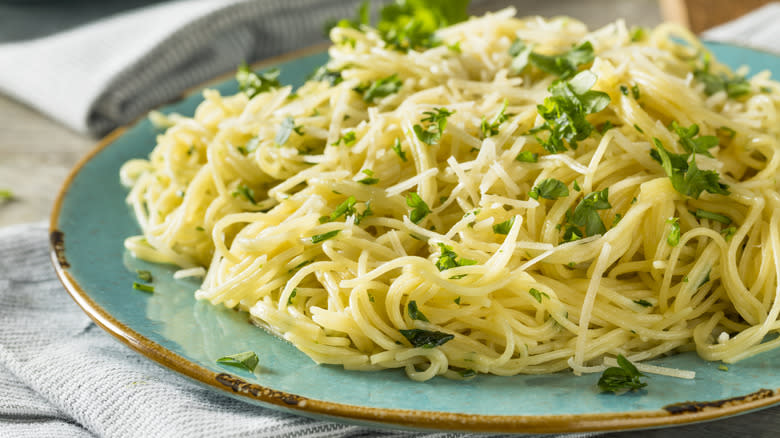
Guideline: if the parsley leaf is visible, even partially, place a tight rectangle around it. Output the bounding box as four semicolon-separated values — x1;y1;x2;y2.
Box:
276;117;304;146
435;243;476;271
408;300;429;322
237;137;260;155
667;217;680;247
508;38;533;74
216;351;259;372
694;60;750;99
671;122;718;157
311;230;341;243
133;282;154;293
694;209;732;225
236;64;281;98
634;299;652;307
529;41;595;79
232;184;257;205
480;100;512;138
406;193;431;224
136;270;153;283
529;288;549;303
413;107;455;145
332;131;357;146
492;217;515;235
533;70;611;153
515;151;539;163
311;65;344;86
529;178;569;200
357;73;403;103
392;138;408;161
597;354;647;393
650;138;730;199
377;0;469;52
357;169;379;185
328;196;357;222
287;288;297;305
288;260;314;274
571;188;611;236
400;329;454;348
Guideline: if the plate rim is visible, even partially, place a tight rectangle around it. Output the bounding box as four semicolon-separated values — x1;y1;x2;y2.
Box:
49;42;780;434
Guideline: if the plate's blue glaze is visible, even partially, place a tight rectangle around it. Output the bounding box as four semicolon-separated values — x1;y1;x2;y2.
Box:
52;43;780;432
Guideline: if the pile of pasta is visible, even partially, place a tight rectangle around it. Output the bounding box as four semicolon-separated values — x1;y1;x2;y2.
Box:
121;9;780;381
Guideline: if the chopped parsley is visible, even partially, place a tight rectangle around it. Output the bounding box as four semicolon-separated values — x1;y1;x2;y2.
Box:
357;73;403;103
667;217;680;247
413;107;455;145
132;282;154;293
454;296;461;304
232;184;257;205
634;299;652;308
275;117;304;146
721;227;737;241
508;38;533;74
322;196;357;223
237;137;260;155
392;138;408;161
630;26;645;42
633;124;644;134
650;137;730;199
694;209;732;225
532;70;611;153
216;351;259;372
310;65;344;86
631;84;640;99
528;41;595;79
571;188;611;236
408;300;429;322
492;217;515;235
435;243;476;271
620;85;629;96
597;354;647;393
357;169;379;185
671;122;719;157
406;192;431;224
332;131;357;146
480;100;512;138
375;0;469;52
529;288;549;303
288;260;314;274
717;126;736;139
515;151;539;163
236;64;280;99
529;178;569;200
136;270;153;283
597;121;614;134
311;230;341;243
287;288;297;305
573;180;581;192
694;57;751;98
400;329;454;348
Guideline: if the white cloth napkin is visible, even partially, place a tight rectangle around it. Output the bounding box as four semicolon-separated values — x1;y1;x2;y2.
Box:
701;2;780;54
0;222;599;438
0;0;367;136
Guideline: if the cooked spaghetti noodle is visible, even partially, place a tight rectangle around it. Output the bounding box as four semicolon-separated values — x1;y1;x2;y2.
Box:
120;9;780;381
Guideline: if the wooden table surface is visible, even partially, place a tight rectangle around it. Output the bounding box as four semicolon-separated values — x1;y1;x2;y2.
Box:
0;1;778;436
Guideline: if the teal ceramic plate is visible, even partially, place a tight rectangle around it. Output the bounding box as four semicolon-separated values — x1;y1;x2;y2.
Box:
51;42;780;434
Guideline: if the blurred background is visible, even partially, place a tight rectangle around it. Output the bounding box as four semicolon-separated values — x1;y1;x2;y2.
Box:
0;0;774;226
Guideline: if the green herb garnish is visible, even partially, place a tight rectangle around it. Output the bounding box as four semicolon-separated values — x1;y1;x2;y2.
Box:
216;351;259;372
529;178;569;200
408;300;429;322
232;184;257;205
597;354;647;393
357;169;379;185
480;99;512;138
238;137;260;155
275;117;304;146
694;58;750;99
236;64;280;98
311;65;344;86
413;107;455;145
667;217;680;247
332;131;357;146
392;138;408;161
571;188;611;236
694;209;732;225
358;73;403;103
406;192;431;224
528;41;595;79
132;282;155;293
671;122;718;157
435;243;476;271
288;260;314;274
532;70;611;153
650;137;729;199
515;151;539;163
312;230;341;243
634;299;652;307
136;270;153;283
529;288;549;303
400;329;454;348
492;217;515;235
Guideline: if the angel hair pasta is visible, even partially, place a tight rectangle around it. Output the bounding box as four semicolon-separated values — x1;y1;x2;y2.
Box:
120;8;780;382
